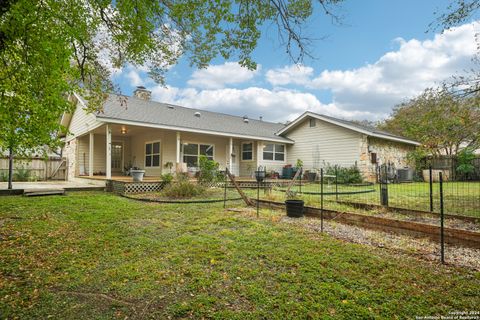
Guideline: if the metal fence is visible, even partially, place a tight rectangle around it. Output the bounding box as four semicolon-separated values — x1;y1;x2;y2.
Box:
270;165;479;218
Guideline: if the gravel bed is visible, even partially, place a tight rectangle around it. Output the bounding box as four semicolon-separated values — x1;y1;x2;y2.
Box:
368;210;480;232
280;215;480;270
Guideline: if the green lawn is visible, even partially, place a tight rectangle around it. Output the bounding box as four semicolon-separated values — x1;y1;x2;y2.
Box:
0;192;479;319
273;181;480;218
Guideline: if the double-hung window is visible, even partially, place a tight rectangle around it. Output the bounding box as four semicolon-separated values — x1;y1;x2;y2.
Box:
145;142;160;167
242;142;253;161
183;143;214;167
263;143;285;161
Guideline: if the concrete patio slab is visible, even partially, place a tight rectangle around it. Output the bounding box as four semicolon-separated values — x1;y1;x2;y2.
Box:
0;179;106;194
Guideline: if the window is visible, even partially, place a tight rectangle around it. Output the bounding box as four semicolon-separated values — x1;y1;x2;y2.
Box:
183;143;214;167
242;142;253;161
309;118;316;127
263;143;285;161
145;142;160;167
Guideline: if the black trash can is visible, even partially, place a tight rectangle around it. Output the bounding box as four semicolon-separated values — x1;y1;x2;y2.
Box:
285;200;304;218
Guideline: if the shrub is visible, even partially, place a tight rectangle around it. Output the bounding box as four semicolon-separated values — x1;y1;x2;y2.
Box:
160;173;174;184
160;180;205;198
0;171;7;182
456;147;476;177
198;155;223;184
14;168;30;182
325;164;363;184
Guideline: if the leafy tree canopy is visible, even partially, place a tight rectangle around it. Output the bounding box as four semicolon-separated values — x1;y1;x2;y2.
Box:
379;88;480;156
430;0;480;95
0;0;343;157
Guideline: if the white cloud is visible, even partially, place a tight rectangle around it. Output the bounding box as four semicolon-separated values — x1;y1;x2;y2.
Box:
266;64;314;86
135;22;478;122
309;22;478;113
126;69;144;87
187;62;261;89
151;85;376;122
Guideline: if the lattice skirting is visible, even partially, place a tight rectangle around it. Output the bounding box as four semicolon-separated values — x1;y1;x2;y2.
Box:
106;179;291;195
107;180;167;195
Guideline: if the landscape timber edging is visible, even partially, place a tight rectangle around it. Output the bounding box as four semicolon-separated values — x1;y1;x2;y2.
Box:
336;200;480;224
254;199;480;249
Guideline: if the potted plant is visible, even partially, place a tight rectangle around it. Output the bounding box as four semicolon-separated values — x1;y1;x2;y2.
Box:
285;191;304;218
164;161;174;173
130;166;145;182
305;169;317;182
282;164;294;179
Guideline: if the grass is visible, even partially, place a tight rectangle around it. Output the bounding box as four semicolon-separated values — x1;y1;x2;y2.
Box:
272;181;480;218
0;191;479;319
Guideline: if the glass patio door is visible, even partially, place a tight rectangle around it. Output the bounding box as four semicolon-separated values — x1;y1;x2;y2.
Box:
111;142;123;172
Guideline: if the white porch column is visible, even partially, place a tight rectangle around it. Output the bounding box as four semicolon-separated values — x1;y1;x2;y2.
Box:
106;124;112;179
229;137;233;172
88;132;94;177
176;131;181;171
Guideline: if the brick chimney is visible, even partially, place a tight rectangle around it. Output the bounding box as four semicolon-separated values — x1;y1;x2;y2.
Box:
133;86;151;101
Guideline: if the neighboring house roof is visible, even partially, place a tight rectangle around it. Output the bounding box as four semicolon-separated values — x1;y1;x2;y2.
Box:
95;94;293;143
277;111;420;146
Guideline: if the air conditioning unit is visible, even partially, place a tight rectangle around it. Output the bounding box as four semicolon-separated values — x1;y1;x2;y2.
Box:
397;168;414;182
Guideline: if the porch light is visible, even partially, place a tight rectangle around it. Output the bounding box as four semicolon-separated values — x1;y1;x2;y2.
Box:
121;126;128;134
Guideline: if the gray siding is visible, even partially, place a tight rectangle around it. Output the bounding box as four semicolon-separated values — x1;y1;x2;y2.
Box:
285;118;362;169
67;100;102;141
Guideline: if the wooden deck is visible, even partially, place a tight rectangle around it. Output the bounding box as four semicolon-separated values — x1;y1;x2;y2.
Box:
79;175;261;182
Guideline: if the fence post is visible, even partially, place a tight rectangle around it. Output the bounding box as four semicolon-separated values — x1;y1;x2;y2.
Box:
320;168;324;232
223;168;227;208
439;172;445;264
429;165;433;212
380;165;389;206
335;165;338;201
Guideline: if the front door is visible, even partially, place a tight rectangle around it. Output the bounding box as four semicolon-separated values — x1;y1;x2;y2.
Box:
111;142;123;173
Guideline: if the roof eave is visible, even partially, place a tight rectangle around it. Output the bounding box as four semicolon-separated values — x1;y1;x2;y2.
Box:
278;111;419;146
96;116;294;144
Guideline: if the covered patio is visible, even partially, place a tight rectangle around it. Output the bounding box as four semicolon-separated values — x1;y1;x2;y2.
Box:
73;123;284;180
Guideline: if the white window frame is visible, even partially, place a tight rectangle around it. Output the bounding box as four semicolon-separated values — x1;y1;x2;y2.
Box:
145;140;161;168
241;141;254;161
309;118;316;127
262;143;286;162
182;142;215;168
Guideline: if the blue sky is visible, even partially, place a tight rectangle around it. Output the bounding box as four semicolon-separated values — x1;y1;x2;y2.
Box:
112;0;478;122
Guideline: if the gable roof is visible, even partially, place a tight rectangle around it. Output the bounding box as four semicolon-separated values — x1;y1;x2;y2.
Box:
95;94;293;143
277;111;420;146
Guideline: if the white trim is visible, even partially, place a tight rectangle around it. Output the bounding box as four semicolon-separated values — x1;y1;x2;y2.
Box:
261;143;286;162
277;112;420;146
88;133;94;177
181;141;216;168
96;117;294;144
111;140;125;172
144;140;162;168
241;141;254;161
106;125;112;179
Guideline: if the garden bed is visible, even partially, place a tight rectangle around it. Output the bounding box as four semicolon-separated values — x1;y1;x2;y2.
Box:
125;188;243;203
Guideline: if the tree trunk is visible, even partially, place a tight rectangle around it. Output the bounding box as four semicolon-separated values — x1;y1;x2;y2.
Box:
8;146;13;190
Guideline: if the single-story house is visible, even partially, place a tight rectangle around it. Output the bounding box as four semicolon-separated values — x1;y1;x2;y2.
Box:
62;87;419;182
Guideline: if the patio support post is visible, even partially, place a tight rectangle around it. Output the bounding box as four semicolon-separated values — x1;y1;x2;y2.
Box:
89;132;94;177
106;124;112;179
176;131;181;172
229;137;233;173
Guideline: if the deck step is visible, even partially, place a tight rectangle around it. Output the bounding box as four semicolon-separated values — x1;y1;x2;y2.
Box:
23;189;65;197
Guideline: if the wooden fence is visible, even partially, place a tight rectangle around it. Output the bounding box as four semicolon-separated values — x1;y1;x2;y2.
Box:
0;157;67;181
